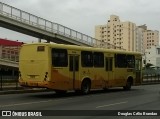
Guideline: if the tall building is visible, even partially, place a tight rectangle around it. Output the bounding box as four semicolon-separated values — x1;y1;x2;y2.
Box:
143;30;159;51
135;25;146;53
95;15;136;51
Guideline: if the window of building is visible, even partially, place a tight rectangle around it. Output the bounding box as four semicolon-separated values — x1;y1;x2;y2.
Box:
52;48;68;67
157;48;160;54
81;51;93;67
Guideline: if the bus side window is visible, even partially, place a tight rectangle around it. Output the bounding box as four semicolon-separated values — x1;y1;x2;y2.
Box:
81;51;93;67
115;54;127;68
94;52;104;67
127;55;135;68
52;48;68;67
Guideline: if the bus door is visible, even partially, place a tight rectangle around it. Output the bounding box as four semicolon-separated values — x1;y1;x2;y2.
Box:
135;58;142;85
105;57;114;87
69;55;79;90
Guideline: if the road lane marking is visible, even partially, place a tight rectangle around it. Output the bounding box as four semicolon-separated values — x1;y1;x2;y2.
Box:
0;100;53;107
96;101;128;108
0;98;73;108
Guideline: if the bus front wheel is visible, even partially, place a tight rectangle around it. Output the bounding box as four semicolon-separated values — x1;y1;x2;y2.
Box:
123;79;132;90
81;79;91;94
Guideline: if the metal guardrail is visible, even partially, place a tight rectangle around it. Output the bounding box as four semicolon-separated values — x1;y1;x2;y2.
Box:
142;74;160;84
0;75;19;90
0;2;125;50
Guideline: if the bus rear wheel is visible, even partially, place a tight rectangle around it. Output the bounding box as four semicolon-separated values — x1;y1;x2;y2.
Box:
81;80;91;94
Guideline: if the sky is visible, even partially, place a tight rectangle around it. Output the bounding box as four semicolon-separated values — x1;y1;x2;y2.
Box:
0;0;160;43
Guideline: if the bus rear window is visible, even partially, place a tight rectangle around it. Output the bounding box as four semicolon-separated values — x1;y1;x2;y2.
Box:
52;48;68;67
37;46;45;51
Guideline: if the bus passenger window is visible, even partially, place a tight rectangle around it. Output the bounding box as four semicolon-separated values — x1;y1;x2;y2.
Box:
81;51;93;67
93;52;104;67
127;55;135;68
52;49;68;67
115;54;127;68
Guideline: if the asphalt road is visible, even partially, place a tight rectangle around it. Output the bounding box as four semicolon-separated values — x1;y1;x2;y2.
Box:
0;84;160;119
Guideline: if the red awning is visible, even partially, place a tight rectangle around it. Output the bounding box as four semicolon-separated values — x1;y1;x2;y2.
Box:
0;38;23;46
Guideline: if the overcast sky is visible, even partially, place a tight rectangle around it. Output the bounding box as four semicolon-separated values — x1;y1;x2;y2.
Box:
0;0;160;43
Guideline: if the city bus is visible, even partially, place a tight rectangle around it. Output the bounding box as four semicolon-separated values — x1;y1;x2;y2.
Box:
19;43;142;94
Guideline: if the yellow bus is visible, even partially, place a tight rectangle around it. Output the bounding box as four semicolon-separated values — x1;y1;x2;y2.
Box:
19;43;142;94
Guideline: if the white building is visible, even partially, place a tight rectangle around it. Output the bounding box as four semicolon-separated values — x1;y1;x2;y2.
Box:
144;46;160;67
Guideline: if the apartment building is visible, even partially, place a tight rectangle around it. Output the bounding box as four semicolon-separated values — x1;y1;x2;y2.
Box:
135;25;146;53
95;15;136;51
143;30;159;51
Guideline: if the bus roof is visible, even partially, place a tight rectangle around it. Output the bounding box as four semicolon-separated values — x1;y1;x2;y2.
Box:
22;43;142;55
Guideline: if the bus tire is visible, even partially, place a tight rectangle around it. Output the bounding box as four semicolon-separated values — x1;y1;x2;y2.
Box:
81;79;91;94
123;78;132;90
